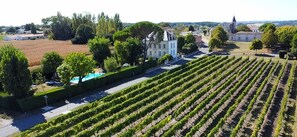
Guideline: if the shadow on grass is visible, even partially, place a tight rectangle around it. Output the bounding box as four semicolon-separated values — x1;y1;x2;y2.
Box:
255;54;275;57
219;42;240;53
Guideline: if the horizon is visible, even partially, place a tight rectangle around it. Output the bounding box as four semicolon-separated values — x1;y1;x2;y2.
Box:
1;0;297;26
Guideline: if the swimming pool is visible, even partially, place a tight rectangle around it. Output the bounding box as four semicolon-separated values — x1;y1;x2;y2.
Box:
70;72;104;83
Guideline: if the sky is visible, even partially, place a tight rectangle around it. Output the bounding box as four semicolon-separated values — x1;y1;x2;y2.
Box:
1;0;297;26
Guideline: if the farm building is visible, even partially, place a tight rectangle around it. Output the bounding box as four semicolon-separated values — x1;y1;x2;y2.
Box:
4;34;45;41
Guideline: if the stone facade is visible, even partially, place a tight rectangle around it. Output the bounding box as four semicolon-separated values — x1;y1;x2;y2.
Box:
147;31;177;58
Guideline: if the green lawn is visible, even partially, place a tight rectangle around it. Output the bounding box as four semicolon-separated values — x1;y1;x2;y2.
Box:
217;41;270;55
0;35;4;41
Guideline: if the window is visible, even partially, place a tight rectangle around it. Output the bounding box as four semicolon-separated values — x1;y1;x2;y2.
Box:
159;51;161;57
163;44;166;49
158;44;161;49
149;45;151;48
164;51;166;55
246;37;248;41
149;51;152;56
238;37;241;40
154;45;156;49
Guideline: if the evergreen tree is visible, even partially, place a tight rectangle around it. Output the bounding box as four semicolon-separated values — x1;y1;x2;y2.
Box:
41;51;63;80
249;39;263;54
0;45;32;98
30;23;37;34
289;34;297;57
88;37;111;66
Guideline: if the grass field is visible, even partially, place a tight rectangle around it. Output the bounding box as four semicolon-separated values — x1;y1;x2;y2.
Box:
0;35;4;41
21;56;297;137
217;41;270;55
0;39;89;66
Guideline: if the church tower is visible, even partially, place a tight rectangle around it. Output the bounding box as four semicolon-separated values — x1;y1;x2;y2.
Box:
230;16;237;33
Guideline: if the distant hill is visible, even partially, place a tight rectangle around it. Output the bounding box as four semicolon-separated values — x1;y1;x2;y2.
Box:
237;20;297;26
124;20;297;28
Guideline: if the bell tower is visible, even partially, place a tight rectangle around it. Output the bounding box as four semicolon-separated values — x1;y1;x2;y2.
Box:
231;16;237;33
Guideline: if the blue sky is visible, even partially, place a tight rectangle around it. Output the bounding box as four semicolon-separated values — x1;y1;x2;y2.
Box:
1;0;296;26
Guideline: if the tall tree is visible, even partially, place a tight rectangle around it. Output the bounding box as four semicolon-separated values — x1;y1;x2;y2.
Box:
259;23;276;32
30;23;37;34
24;23;31;31
71;13;95;34
264;24;276;32
113;13;123;31
114;41;127;64
236;25;251;32
275;26;297;48
177;36;185;53
0;45;32;98
289;34;297;57
185;33;196;44
104;56;118;72
189;25;195;31
249;39;263;54
41;51;63;80
71;24;95;44
6;27;16;34
114;38;142;65
158;22;171;28
88;37;111;66
262;29;278;48
211;26;228;44
113;29;131;42
128;21;164;61
57;63;72;86
46;12;73;40
96;12;120;37
41;17;51;29
64;53;95;83
125;38;142;65
208;37;221;52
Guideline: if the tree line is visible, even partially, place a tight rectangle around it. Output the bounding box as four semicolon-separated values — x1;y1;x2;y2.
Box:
207;23;297;58
42;12;123;44
0;19;166;99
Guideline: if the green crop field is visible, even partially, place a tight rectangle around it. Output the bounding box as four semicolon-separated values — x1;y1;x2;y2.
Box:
21;56;297;137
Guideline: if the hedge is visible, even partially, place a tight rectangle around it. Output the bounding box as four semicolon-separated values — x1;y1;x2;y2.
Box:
17;64;151;112
0;92;17;109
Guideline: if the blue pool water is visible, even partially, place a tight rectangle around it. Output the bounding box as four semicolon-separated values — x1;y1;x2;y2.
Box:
70;72;104;83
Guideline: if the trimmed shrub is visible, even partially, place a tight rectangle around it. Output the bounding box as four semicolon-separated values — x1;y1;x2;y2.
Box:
0;92;17;109
104;56;119;72
17;65;146;111
158;54;173;64
31;67;43;84
279;50;287;58
182;43;197;54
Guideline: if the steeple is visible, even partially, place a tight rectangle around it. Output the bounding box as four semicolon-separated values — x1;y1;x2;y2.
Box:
230;16;237;34
232;16;236;23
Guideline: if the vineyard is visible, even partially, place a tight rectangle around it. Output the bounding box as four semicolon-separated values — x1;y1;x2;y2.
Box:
21;56;297;137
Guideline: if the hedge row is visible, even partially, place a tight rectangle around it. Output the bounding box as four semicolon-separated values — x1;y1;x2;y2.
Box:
17;64;150;112
0;92;17;109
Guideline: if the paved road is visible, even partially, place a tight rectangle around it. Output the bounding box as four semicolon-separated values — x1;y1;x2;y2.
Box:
0;47;208;137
